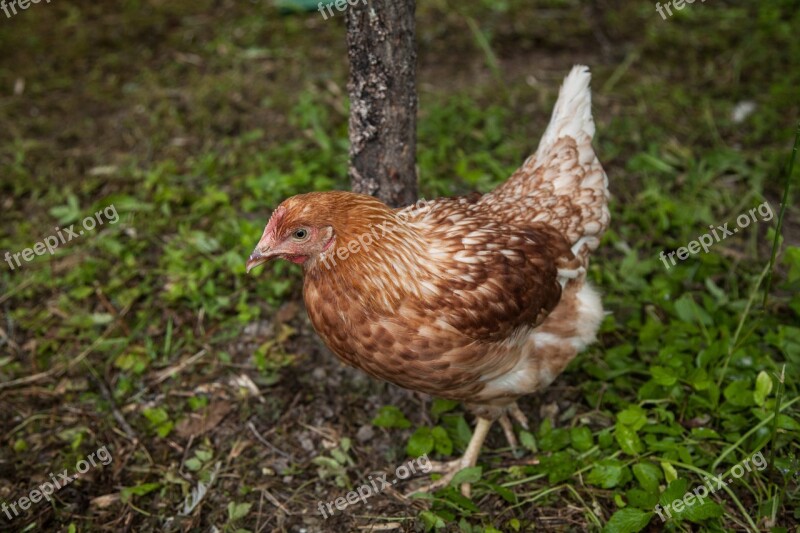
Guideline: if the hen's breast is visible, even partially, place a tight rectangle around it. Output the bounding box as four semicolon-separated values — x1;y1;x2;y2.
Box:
304;278;489;400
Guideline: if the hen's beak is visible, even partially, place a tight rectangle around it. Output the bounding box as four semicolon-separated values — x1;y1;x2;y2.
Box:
246;247;276;273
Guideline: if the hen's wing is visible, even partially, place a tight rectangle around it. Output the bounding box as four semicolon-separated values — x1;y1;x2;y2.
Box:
398;196;575;343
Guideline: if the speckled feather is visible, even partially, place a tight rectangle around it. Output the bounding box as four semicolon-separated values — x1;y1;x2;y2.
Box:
255;66;609;418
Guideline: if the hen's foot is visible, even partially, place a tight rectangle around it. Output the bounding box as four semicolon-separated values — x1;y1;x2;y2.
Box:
406;417;493;498
405;458;465;496
425;459;462;473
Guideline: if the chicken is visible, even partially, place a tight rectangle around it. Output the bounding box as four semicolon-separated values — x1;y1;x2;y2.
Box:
246;65;609;497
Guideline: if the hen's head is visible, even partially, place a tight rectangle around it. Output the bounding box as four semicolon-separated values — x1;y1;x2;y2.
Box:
245;191;389;273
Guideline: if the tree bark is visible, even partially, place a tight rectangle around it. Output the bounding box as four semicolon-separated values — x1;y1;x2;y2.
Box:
345;0;418;207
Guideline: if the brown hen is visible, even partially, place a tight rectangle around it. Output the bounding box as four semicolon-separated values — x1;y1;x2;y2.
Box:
247;65;609;497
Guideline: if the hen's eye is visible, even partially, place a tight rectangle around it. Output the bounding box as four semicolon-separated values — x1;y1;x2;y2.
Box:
292;228;309;241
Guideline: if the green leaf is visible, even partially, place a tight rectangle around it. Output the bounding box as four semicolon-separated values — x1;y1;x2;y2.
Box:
485;482;517;504
330;448;348;465
185;458;203;471
520;430;537;452
372;406;411;429
724;380;754;407
155;422;174;438
431;426;453;455
451;466;482;487
615;422;643;455
658;478;687;506
586;460;626;489
438;490;479;512
419;510;446;529
614;493;626;507
690;427;721;440
195;450;213;462
651;366;678;386
682;499;724;522
537;450;577;483
441;414;472;451
143;407;169;425
407;427;435;457
120;483;161;504
633;462;663;493
753;371;772;406
689;368;712;391
598;428;614;448
626;488;658;509
408;491;435;501
431;398;460;417
114;351;150;374
538;421;571;452
673;294;712;325
661;462;678;483
227;501;252;521
311;456;341;470
570;426;593;452
617;406;648;430
49;194;81;224
658;478;723;523
776;414;800;431
143;407;174;438
188;396;209;411
603;508;652;533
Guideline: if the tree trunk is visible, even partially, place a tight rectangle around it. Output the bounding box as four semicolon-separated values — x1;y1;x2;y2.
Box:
345;0;418;207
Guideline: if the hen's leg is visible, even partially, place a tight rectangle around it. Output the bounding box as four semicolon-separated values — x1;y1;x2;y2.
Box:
408;417;493;498
498;414;519;451
457;417;493;497
508;402;529;430
499;402;530;456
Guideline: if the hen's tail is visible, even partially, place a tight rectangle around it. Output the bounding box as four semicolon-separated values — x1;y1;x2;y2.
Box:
485;65;610;264
535;65;595;162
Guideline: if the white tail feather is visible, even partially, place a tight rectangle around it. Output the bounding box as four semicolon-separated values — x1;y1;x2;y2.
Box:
535;65;595;160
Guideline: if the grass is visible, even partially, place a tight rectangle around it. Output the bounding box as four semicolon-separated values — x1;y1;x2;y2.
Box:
0;0;799;531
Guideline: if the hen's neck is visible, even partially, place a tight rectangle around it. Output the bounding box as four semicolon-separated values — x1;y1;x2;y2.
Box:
306;210;430;310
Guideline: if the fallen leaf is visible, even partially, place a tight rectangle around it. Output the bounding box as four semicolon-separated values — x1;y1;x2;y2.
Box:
175;401;232;438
